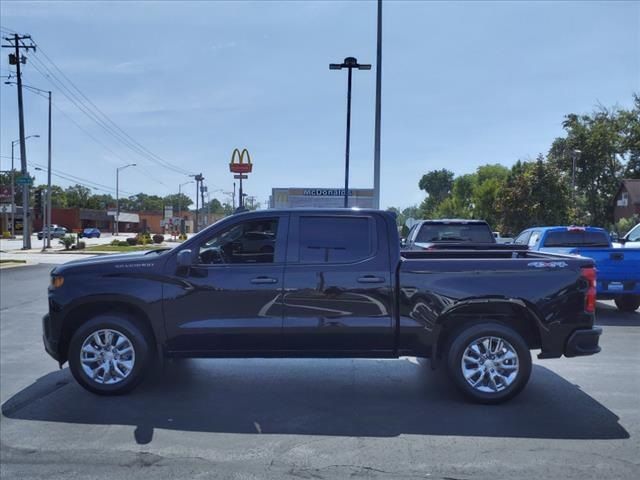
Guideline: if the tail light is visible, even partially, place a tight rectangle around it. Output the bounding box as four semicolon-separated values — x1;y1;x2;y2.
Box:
581;266;597;313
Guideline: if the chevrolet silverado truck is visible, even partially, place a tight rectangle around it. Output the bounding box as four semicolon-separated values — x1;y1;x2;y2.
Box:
43;209;602;403
517;225;640;312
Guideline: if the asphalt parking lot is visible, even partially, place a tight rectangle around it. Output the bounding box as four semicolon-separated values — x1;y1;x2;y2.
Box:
1;264;639;479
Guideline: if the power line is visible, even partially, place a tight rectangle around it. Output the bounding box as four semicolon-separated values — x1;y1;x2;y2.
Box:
28;53;192;178
30;47;194;176
46;99;170;188
28;160;133;195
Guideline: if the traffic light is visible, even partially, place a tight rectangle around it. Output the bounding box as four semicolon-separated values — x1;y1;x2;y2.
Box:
34;188;43;212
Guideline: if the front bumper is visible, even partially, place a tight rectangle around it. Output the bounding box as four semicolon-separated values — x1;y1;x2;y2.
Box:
42;313;61;362
564;326;602;357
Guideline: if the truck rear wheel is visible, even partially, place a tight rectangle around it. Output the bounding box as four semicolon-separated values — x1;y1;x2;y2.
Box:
68;314;152;395
614;295;640;312
447;323;532;404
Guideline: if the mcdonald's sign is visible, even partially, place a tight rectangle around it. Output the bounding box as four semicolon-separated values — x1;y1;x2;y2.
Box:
229;148;253;174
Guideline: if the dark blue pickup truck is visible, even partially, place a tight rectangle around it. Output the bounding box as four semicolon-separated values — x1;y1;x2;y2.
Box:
516;226;640;312
43;209;601;403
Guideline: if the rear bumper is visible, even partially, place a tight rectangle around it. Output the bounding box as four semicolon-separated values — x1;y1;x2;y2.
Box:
564;326;602;357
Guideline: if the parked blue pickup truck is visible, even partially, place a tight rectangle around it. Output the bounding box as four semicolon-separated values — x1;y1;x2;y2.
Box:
515;226;640;312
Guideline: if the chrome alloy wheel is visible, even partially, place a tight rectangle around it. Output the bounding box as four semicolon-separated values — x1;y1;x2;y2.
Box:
461;336;519;393
80;329;136;385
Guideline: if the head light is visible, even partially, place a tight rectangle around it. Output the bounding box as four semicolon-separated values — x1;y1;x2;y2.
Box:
51;276;64;289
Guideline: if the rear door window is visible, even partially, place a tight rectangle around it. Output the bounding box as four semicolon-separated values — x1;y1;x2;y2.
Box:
415;223;494;243
543;230;610;247
298;216;373;263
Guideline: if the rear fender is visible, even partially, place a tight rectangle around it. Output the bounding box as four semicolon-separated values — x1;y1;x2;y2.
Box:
431;298;545;368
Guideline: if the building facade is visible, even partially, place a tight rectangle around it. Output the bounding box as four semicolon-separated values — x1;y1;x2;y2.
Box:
270;187;375;209
612;179;640;222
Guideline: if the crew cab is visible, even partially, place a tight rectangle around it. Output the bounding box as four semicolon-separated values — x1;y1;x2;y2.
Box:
43;209;601;403
516;225;640;312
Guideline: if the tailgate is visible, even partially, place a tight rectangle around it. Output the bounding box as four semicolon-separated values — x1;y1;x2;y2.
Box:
572;248;640;294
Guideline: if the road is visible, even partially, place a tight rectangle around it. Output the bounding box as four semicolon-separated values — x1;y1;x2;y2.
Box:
1;263;639;479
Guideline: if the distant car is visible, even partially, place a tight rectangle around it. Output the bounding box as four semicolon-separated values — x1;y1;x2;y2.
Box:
616;223;640;248
517;225;640;312
37;226;67;240
493;231;514;244
79;228;101;239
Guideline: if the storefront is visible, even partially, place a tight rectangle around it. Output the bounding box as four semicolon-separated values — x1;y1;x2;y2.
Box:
270;187;375;209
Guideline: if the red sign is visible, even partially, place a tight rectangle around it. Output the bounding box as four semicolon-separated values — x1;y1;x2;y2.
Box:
229;163;252;174
0;186;11;202
229;148;252;174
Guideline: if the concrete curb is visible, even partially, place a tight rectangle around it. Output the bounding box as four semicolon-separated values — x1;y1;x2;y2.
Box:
0;261;31;269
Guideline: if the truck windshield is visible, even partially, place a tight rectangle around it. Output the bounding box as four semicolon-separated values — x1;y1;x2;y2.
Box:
416;223;494;243
543;230;610;247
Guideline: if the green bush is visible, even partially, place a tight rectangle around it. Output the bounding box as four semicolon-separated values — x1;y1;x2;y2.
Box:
134;232;151;245
152;234;164;244
118;240;129;247
2;231;11;239
59;234;76;250
110;239;121;246
126;237;138;246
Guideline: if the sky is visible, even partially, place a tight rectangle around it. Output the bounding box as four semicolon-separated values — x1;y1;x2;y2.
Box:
1;0;638;210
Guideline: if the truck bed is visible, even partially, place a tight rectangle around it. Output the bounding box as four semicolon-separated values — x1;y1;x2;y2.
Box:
396;249;595;359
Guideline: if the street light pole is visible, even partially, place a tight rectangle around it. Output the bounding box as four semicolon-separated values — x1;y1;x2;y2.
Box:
7;82;52;245
571;149;581;209
178;181;193;217
330;57;371;208
373;0;383;209
115;163;136;235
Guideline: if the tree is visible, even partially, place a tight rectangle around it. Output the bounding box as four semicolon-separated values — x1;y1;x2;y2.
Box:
496;156;571;234
163;193;193;213
472;164;509;227
418;169;454;217
547;98;639;226
125;193;164;212
65;185;93;208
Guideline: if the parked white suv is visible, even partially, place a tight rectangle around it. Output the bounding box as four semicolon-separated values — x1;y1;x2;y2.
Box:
619;223;640;248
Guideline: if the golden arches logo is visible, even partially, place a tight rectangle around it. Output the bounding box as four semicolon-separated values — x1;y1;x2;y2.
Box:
229;148;253;173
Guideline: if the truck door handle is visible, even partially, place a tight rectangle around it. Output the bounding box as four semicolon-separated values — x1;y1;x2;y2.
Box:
251;276;278;284
357;275;385;284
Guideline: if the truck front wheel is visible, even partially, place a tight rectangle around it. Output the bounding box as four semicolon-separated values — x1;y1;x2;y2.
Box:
447;323;532;404
68;314;152;395
614;295;640;312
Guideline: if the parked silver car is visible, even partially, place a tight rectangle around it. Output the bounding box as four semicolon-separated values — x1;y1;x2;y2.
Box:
37;226;68;240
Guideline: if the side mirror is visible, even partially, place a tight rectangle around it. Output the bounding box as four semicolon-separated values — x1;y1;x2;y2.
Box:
400;238;407;248
177;249;193;268
610;232;619;243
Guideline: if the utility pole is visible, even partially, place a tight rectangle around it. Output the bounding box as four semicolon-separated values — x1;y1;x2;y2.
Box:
46;90;52;248
3;33;37;249
200;183;207;227
192;173;204;232
373;0;383;209
233;182;236;209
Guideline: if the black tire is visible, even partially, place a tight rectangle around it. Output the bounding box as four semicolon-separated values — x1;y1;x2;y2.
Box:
68;314;152;395
447;322;532;404
614;295;640;312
